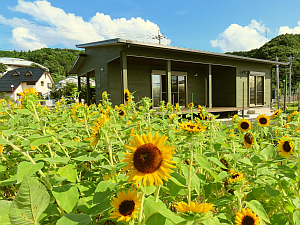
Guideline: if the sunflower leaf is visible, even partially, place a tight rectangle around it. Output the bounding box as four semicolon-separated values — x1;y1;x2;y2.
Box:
56;213;91;225
247;200;270;223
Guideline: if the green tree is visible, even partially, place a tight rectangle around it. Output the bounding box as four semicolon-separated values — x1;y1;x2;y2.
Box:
0;63;7;73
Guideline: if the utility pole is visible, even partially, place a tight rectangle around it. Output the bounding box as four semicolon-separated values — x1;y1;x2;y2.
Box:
276;56;280;109
287;56;295;103
152;30;165;44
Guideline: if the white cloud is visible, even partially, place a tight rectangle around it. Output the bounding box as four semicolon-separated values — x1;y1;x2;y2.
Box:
210;20;268;52
278;21;300;35
0;0;170;50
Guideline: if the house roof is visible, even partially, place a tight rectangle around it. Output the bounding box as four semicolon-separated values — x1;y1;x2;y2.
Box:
0;68;51;92
76;38;289;66
0;57;49;71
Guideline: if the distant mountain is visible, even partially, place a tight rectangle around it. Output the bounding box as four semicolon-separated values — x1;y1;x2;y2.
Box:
226;34;300;91
0;48;84;82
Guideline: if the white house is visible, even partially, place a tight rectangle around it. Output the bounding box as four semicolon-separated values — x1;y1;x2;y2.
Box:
0;68;54;102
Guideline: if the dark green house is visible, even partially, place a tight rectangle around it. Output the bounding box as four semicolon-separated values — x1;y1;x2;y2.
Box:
69;38;287;112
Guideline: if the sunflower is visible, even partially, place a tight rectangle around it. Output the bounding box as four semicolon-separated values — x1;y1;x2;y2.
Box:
180;121;205;132
271;108;281;119
169;113;177;124
102;91;108;102
17;87;39;105
232;114;240;123
175;103;180;112
235;208;259;225
115;107;126;117
84;114;108;146
243;133;254;149
256;114;270;127
188;103;194;108
237;118;251;132
198;105;205;120
295;124;300;132
278;136;294;157
220;158;229;172
121;132;176;186
110;190;141;222
288;111;299;122
124;89;131;104
0;144;3;154
229;169;243;183
174;201;214;214
0;99;7;106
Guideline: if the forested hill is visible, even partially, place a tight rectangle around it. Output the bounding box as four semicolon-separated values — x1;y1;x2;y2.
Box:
226;34;300;89
0;48;84;82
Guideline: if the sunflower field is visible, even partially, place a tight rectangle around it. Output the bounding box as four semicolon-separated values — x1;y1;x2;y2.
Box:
1;88;300;225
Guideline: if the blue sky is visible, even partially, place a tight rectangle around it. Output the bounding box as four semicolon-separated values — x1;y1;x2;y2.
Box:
1;0;300;53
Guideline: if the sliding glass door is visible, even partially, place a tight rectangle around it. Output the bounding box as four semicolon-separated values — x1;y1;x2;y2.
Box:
152;74;186;107
250;75;264;106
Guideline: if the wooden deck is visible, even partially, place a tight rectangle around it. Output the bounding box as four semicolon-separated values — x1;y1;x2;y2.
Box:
180;107;249;114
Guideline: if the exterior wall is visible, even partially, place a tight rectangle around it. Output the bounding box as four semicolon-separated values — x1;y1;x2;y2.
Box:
235;62;272;108
77;45;124;104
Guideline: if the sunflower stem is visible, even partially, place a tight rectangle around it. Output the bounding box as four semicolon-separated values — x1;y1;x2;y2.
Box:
104;132;118;183
188;135;194;205
297;140;300;197
154;186;160;202
138;192;145;225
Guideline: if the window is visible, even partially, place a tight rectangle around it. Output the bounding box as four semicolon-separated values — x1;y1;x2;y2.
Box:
25;71;33;76
12;71;20;76
47;83;52;88
27;81;35;85
249;72;265;106
41;81;44;86
152;70;187;107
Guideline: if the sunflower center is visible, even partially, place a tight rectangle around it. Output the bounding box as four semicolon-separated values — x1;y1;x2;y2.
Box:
283;141;291;152
125;93;130;102
259;117;267;124
241;122;249;130
119;200;135;216
242;215;255;225
232;173;239;179
119;110;125;116
244;133;253;144
187;125;195;129
133;143;163;173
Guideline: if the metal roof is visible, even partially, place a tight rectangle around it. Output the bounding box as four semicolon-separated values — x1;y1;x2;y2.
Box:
76;38;289;66
0;57;49;71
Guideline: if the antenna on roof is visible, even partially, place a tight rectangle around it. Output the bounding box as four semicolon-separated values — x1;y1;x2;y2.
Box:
152;30;166;45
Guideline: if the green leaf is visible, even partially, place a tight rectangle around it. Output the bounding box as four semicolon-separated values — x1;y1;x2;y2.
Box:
9;175;50;225
247;200;270;223
145;213;166;225
52;184;79;213
56;213;91;225
0;200;12;225
294;210;300;225
238;158;253;166
87;198;111;216
265;185;280;197
212;196;231;206
140;183;157;195
0;175;17;186
57;164;77;183
2;130;14;137
15;109;31;115
73;152;104;162
43;157;70;164
16;162;44;184
194;156;220;183
31;136;53;147
208;157;227;169
260;145;276;161
93;181;117;204
0;138;8;145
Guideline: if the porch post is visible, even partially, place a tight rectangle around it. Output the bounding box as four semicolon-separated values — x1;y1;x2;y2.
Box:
120;51;128;103
166;60;172;103
208;64;212;108
86;72;90;106
78;75;81;103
